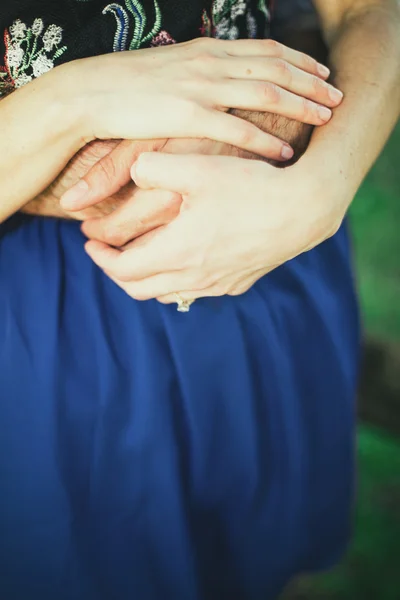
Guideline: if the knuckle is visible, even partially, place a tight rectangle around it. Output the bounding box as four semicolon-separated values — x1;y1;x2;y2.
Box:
301;97;313;121
179;99;200;124
102;227;124;247
235;124;255;148
192;36;212;48
273;59;292;84
311;75;324;96
264;39;283;57
260;82;281;104
94;154;117;185
100;222;124;246
302;53;317;73
165;191;182;211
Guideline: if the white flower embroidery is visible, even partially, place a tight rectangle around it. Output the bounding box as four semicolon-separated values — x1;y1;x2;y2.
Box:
211;0;270;41
215;20;230;38
9;19;27;40
32;18;44;36
7;45;24;68
213;1;248;40
32;55;54;78
0;18;67;97
231;1;247;20
246;13;257;38
213;0;226;15
42;24;63;51
15;73;33;87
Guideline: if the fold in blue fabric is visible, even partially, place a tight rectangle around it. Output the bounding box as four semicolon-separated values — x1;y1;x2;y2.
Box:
0;215;360;599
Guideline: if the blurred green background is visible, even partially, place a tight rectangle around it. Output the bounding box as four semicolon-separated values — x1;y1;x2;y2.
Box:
288;124;400;599
352;124;400;341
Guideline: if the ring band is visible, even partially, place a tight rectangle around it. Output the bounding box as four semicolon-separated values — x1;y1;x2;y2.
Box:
174;293;194;313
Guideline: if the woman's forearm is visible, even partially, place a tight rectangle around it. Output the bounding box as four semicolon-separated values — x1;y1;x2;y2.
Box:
302;0;400;206
0;65;84;223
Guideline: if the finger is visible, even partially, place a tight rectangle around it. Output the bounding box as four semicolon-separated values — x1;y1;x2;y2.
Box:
186;110;294;161
156;290;211;305
220;38;330;78
213;80;332;126
104;272;199;302
132;152;208;192
81;188;182;247
85;226;180;281
85;240;122;270
60;139;167;211
221;57;343;108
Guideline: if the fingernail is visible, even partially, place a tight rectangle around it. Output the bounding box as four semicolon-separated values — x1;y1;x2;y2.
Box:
328;86;344;104
317;106;332;122
60;180;89;209
317;63;330;78
281;145;294;160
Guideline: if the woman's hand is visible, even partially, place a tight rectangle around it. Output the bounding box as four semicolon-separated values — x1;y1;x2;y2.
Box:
60;115;313;215
84;152;348;304
73;38;342;161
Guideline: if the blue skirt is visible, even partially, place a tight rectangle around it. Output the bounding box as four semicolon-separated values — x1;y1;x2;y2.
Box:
0;214;360;600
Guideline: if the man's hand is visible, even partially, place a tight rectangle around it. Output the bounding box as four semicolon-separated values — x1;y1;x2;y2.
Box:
59;113;313;215
21;138;167;220
21;113;311;224
84;152;343;303
58;115;313;247
22;139;121;220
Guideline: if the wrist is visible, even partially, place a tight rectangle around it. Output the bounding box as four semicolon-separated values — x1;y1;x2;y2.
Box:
48;61;93;151
298;144;355;214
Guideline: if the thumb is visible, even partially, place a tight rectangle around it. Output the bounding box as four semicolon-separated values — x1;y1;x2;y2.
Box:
60;139;167;212
132;152;207;194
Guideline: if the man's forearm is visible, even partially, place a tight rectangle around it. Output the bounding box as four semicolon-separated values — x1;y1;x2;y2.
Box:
302;1;400;206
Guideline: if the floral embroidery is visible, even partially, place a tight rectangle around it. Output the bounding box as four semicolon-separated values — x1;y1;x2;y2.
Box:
0;18;66;97
150;30;176;47
0;1;270;97
203;0;270;40
102;4;130;51
200;10;213;37
103;0;172;51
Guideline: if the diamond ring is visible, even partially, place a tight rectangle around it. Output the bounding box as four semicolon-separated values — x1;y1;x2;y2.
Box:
174;293;194;313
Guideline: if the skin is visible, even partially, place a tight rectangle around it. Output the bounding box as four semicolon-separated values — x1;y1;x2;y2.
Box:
23;117;313;222
22;34;335;221
0;36;341;224
23;19;329;222
78;0;399;305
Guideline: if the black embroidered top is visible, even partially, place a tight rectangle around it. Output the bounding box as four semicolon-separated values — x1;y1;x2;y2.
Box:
0;0;272;98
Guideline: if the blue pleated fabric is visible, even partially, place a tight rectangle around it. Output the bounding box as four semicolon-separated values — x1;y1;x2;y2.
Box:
0;214;360;599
